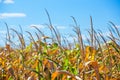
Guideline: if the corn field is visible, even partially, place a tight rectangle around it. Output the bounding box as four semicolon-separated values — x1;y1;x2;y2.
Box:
0;14;120;80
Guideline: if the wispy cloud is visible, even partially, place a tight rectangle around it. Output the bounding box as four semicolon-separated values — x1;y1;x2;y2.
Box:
30;24;46;29
0;13;26;18
3;0;14;4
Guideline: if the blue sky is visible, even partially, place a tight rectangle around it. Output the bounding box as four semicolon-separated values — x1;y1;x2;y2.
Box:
0;0;120;46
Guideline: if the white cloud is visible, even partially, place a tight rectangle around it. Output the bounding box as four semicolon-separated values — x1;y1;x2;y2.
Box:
0;31;7;34
116;25;120;28
57;26;66;29
3;0;14;4
30;24;46;29
0;13;26;18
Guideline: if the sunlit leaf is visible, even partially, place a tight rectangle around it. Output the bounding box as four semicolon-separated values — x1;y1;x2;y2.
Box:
91;48;96;61
85;46;96;61
51;71;59;80
85;46;90;61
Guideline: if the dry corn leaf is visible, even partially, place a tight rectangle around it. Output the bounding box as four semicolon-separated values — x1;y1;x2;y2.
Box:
62;74;67;80
79;63;83;72
85;46;96;61
43;58;54;71
5;44;11;51
85;46;90;61
90;61;100;80
99;65;109;74
51;70;82;80
110;78;118;80
13;59;20;64
105;75;109;80
32;59;39;68
91;48;96;61
51;71;59;80
70;57;76;64
48;49;58;55
42;36;50;40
